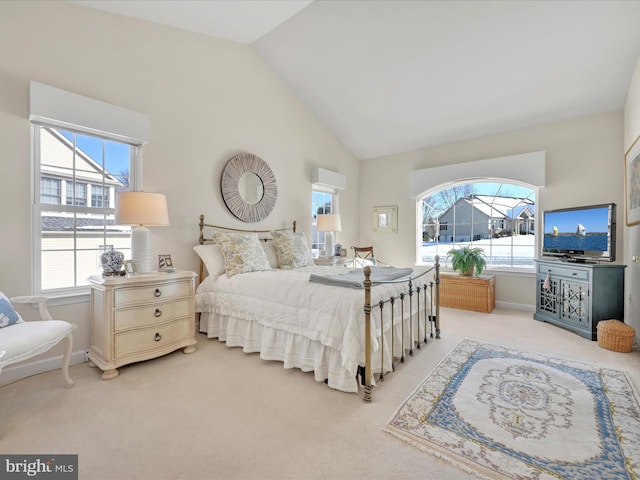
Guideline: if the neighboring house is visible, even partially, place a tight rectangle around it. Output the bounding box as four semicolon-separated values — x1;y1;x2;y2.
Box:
438;195;535;242
40;127;123;210
39;127;129;289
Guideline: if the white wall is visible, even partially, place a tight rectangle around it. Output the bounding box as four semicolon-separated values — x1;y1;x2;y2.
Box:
0;1;359;377
359;111;625;308
624;56;640;342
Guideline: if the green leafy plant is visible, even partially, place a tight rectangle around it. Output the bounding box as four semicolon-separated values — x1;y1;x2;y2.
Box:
446;246;486;276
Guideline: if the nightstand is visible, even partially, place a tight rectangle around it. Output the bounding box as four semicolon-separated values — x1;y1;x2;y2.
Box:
88;270;197;379
314;256;354;267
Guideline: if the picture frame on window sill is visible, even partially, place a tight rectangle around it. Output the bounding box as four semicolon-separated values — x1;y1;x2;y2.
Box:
373;206;398;234
625;134;640;226
158;254;173;271
124;260;137;276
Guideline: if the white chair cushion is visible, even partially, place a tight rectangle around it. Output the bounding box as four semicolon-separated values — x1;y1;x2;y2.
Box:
0;320;73;369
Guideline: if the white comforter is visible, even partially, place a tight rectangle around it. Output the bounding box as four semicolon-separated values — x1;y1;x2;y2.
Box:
195;265;430;393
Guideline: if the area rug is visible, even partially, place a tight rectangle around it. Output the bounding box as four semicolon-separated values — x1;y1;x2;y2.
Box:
384;339;640;480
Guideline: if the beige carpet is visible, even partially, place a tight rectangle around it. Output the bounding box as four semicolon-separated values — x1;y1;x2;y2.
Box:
1;308;638;480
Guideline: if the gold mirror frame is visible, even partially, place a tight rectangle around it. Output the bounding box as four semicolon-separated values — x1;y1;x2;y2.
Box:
221;153;277;223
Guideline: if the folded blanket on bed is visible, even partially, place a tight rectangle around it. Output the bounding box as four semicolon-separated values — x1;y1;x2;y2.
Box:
308;266;414;289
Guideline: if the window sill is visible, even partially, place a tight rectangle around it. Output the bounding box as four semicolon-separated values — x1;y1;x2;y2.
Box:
30;290;91;308
420;264;536;279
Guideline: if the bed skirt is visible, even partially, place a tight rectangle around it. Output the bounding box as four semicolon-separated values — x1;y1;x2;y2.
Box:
199;310;426;394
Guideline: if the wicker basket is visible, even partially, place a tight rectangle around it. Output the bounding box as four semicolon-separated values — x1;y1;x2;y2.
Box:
439;274;495;313
597;320;636;353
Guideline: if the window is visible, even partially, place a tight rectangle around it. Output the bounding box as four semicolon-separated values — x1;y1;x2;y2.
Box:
33;126;138;294
40;177;61;204
29;82;150;296
311;189;335;256
419;181;536;270
66;182;87;206
91;184;110;208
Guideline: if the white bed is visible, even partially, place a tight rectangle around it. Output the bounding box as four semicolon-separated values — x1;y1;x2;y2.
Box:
195;216;440;400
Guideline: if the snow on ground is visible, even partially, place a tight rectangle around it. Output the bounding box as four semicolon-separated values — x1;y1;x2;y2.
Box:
421;234;536;268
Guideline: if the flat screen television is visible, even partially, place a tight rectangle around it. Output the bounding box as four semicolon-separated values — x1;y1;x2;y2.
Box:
541;203;616;262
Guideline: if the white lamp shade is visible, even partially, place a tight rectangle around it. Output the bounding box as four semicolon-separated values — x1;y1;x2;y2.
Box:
316;214;342;233
115;192;169;226
115;192;169;273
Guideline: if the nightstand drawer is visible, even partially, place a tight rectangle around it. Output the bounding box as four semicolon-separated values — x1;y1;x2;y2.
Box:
114;298;191;331
115;281;191;307
114;318;191;357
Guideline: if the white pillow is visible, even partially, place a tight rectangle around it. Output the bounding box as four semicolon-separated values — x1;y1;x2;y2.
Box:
213;231;272;277
271;230;315;269
193;244;225;279
261;241;280;269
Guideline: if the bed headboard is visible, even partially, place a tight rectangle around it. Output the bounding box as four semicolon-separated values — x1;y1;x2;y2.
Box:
197;214;297;282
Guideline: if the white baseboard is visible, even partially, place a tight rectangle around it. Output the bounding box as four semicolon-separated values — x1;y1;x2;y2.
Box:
496;301;535;313
0;350;87;386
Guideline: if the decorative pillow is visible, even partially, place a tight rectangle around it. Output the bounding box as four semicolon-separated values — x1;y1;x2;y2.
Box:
0;292;24;328
193;243;226;278
213;232;272;277
261;241;280;269
271;231;315;270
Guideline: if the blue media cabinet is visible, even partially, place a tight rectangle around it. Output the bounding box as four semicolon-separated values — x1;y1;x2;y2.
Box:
533;259;626;340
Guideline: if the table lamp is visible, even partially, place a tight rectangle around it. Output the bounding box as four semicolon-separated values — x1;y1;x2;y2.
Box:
317;214;341;257
115;192;169;273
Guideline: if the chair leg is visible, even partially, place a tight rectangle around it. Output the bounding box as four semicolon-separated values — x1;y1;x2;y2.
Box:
61;332;74;388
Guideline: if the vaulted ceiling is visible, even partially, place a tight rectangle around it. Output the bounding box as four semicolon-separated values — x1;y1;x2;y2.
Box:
69;0;640;159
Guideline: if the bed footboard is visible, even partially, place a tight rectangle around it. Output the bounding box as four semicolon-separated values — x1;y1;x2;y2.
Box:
361;256;440;403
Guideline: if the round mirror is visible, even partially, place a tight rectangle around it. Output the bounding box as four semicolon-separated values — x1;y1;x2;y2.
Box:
221;153;277;222
238;172;264;205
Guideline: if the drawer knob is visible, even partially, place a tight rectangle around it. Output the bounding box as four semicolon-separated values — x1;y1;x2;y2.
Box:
154;288;162;297
154;332;162;342
154;308;163;318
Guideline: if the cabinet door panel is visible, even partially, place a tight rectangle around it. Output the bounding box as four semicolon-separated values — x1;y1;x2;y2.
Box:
559;281;588;326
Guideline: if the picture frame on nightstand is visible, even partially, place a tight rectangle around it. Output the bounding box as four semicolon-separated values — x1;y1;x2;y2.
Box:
124;260;137;276
158;254;173;271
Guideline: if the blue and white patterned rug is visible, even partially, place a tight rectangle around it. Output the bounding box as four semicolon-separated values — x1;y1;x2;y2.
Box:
384;339;640;480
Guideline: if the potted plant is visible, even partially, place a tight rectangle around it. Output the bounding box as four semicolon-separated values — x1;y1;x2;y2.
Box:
446;246;486;276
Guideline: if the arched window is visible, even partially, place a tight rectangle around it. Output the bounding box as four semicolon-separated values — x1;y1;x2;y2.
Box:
418;181;536;270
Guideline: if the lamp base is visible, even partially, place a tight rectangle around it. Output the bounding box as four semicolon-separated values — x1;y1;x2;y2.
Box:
324;231;335;258
131;226;154;273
